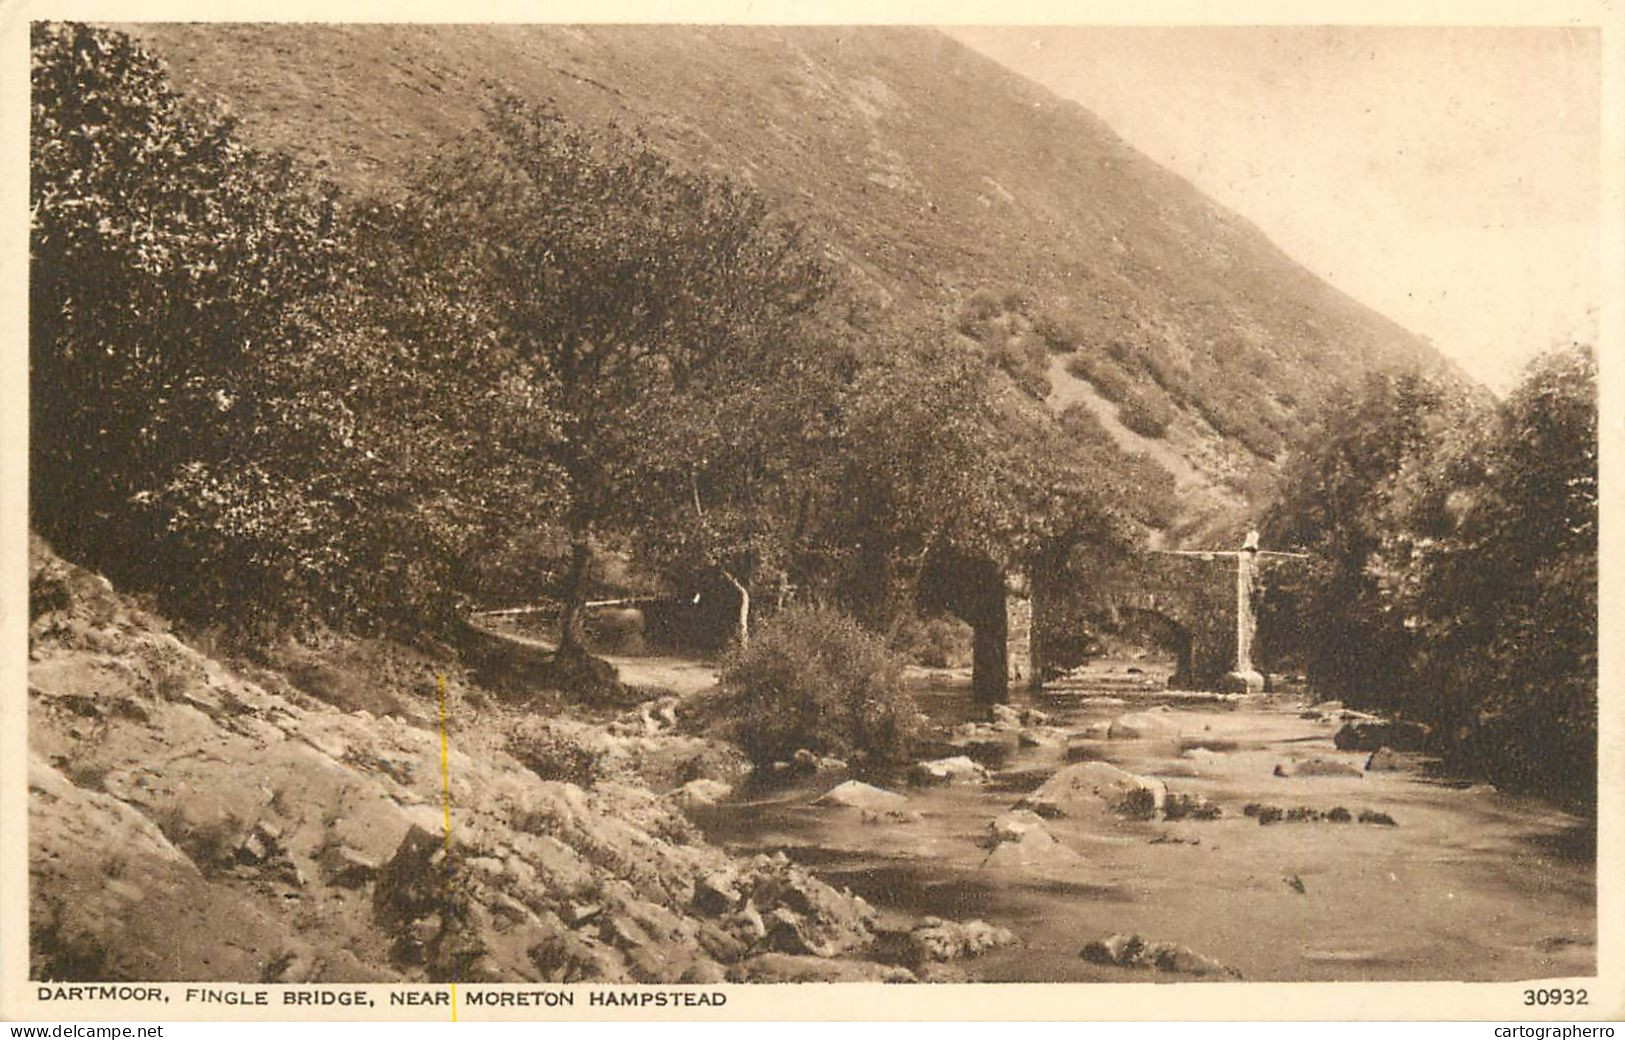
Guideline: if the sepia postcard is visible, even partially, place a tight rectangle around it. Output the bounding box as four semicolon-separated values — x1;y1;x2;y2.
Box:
1;0;1620;1023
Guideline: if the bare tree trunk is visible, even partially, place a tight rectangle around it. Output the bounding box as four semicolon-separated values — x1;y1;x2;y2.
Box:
557;535;593;655
721;569;750;646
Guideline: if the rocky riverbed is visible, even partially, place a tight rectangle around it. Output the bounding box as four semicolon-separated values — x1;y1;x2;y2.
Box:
695;667;1597;982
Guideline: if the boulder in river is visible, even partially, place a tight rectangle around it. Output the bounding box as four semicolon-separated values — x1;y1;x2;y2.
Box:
1069;722;1113;747
1162;792;1222;820
1018;726;1066;749
815;780;908;811
1335;719;1430;752
1274;758;1363;778
948;721;1021;752
987;809;1049;845
1080;932;1241;978
1019;761;1167;819
670;778;732;811
1107;711;1182;740
792;748;849;774
726;953;916;983
903;917;1018;964
981;822;1086;874
859;807;925;825
909;755;989;785
990;704;1025;731
1365;747;1403;772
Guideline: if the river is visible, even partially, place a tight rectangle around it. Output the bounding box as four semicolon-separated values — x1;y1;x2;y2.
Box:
690;659;1596;982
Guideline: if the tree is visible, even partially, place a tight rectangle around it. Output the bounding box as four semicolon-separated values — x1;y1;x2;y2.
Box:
625;312;850;647
827;335;1148;700
1259;370;1459;705
398;94;829;667
30;23;363;631
1260;349;1597;808
31;24;538;637
1398;346;1597;804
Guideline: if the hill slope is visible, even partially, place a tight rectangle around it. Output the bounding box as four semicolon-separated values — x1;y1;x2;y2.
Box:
122;23;1458;537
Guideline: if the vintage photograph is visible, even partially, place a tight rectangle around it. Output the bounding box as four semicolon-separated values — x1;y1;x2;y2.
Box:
14;13;1605;1006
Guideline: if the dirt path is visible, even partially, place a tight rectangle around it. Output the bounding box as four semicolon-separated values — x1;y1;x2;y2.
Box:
695;661;1596;982
470;617;721;697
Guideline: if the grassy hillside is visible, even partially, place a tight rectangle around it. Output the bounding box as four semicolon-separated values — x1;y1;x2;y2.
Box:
121;23;1457;538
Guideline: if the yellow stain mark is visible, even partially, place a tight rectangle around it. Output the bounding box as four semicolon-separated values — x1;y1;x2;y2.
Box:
437;673;458;1022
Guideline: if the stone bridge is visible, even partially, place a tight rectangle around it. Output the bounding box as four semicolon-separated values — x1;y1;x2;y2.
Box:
962;536;1298;703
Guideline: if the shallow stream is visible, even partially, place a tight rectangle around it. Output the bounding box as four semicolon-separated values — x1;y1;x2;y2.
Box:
693;661;1596;982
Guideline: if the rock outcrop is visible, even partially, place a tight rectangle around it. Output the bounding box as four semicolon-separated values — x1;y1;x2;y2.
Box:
25;541;887;983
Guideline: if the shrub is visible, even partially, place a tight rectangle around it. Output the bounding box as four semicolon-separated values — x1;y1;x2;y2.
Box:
1032;310;1084;353
1117;389;1176;439
1236;418;1284;460
722;606;917;767
963;288;1004;322
1137;341;1191;399
1067;354;1132;403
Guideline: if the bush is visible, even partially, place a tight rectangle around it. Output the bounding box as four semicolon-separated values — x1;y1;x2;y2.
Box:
582;607;647;655
722;606;918;767
1117;389;1175;438
1032;310;1084;354
1236;418;1284;460
963;288;1004;322
994;335;1052;399
1067;353;1132;403
1136;341;1191;399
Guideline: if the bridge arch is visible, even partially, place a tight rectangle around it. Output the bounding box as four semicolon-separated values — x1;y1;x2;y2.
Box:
1105;604;1194;688
914;548;1024;703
